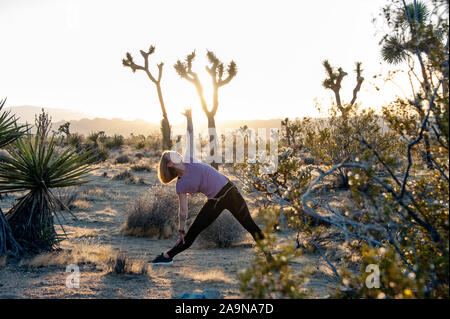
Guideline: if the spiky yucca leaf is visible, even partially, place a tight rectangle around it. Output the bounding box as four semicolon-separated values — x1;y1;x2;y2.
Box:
0;98;27;257
398;1;430;27
0;135;93;192
0;98;28;148
382;35;408;64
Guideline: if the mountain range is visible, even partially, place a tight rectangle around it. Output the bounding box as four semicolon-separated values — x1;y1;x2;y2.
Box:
5;105;282;136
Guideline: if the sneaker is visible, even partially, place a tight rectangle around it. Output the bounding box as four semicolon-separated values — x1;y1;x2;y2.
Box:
151;253;173;265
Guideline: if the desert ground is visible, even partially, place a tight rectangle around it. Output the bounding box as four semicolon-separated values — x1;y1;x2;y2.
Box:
0;146;346;299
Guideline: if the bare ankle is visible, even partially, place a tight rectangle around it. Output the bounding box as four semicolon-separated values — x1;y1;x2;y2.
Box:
163;252;170;259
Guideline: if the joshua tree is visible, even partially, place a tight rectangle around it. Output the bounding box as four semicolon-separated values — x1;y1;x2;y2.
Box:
322;60;364;117
122;45;172;150
174;50;237;169
0;109;94;252
0;98;28;257
318;60;365;188
380;0;448;169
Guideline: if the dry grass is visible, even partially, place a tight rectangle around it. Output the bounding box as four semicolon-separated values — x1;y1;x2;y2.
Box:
120;186;178;239
185;268;237;284
55;186;80;210
84;187;104;198
19;240;116;269
19;240;148;275
72;227;99;238
71;200;93;210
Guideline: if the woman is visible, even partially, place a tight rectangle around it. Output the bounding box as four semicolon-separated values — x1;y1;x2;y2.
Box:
151;111;266;265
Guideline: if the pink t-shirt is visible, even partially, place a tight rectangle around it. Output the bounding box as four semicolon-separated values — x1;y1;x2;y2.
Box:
176;158;229;199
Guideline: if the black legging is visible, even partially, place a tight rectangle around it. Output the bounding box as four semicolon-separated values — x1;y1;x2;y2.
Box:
167;181;264;259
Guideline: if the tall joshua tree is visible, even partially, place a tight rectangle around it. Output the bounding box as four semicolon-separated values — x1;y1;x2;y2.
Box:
174;50;237;169
122;45;172;150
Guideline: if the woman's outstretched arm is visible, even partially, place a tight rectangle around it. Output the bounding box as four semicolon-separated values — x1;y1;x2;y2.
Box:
176;193;188;244
182;107;194;160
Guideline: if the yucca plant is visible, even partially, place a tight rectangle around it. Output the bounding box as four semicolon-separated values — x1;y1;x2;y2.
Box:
0;98;28;257
0;129;95;252
0;98;27;148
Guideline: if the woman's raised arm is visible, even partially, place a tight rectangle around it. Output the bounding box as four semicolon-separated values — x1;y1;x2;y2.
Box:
182;107;194;160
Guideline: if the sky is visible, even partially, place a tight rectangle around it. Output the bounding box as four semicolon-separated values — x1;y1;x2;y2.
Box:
0;0;401;125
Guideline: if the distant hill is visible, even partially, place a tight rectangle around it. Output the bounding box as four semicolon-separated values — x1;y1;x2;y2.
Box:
53;118;160;136
48;118;282;137
5;105;90;123
6;105;283;136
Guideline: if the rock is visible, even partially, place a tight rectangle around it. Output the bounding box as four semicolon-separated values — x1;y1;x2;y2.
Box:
178;289;223;299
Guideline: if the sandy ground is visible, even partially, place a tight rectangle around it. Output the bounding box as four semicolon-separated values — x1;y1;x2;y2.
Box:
0;147;343;299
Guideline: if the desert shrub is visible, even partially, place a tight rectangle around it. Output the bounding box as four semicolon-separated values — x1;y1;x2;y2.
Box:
196;210;246;248
107;251;129;274
238;208;308;298
68;133;84;149
125;134;147;150
55;186;80;211
112;170;133;180
87;146;109;163
235;146;313;228
120;186;178;238
105;134;124;149
303;157;316;165
87;131;100;145
131;163;152;172
135;140;146;150
115;154;131;164
239;0;449;299
70;200;93;210
147;134;162;156
112;170;144;185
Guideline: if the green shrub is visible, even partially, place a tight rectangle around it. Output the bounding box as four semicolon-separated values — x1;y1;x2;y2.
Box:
105;134;124;149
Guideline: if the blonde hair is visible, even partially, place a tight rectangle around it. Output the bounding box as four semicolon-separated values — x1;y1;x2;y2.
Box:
158;151;179;184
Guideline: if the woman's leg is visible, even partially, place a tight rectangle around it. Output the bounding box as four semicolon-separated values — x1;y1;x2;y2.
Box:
166;200;222;259
221;187;274;262
221;187;264;242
